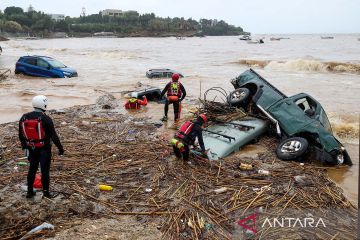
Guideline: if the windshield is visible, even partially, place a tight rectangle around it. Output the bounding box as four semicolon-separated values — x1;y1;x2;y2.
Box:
47;59;66;68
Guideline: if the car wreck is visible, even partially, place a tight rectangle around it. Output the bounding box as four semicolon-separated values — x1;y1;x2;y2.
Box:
146;68;183;79
227;68;352;165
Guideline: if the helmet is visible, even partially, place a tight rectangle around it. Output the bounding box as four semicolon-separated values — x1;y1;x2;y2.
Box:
32;95;48;111
198;114;207;124
130;92;138;98
172;73;180;81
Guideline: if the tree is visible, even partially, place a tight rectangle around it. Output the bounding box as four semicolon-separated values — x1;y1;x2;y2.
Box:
4;7;24;16
3;21;23;32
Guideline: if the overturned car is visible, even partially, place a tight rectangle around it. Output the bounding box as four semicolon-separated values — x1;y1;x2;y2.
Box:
229;69;352;165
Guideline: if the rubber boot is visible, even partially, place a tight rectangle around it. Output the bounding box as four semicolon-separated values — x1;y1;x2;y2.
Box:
26;190;36;198
43;190;56;199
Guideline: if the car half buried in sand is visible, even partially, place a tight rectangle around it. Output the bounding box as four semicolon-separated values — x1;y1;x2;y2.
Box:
228;68;352;165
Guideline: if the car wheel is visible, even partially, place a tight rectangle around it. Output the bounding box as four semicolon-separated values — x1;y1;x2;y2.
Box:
276;137;309;160
227;88;250;107
15;70;21;74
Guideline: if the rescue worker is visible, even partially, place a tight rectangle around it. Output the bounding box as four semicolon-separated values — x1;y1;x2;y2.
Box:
19;95;64;199
160;73;186;122
171;114;208;161
124;93;148;109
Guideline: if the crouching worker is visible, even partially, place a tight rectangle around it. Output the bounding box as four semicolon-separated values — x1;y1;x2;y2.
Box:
124;93;148;109
171;114;208;161
19;95;64;199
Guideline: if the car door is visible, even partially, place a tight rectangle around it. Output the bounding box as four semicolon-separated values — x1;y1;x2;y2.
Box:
35;58;52;77
23;57;38;76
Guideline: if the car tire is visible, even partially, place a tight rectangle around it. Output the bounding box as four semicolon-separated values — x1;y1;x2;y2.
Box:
276;137;309;160
227;88;250;107
15;70;21;74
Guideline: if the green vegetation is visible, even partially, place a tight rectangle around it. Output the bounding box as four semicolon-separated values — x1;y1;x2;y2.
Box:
0;6;245;37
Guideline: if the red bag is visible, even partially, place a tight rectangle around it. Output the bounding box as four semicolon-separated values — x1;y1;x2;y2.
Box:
33;174;42;189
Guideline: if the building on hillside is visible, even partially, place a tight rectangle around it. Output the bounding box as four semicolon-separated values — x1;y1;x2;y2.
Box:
48;14;65;21
101;9;123;17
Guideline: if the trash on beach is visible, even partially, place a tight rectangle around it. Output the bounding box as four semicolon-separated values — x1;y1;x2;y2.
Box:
213;187;228;194
258;169;270;175
17;162;28;166
20;222;54;240
98;184;113;191
145;188;153;192
239;163;253;171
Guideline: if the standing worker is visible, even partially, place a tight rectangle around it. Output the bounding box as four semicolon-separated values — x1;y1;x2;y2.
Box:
19;95;64;199
171;114;209;162
124;93;148;109
160;73;186;122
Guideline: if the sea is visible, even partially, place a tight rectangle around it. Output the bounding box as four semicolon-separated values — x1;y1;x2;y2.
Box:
0;34;359;202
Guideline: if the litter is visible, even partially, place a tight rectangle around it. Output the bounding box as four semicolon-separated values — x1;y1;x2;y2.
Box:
239;163;253;171
20;222;54;240
213;187;228;194
98;184;113;191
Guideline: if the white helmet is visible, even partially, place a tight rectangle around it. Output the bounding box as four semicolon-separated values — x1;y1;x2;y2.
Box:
32;95;48;111
130;92;138;98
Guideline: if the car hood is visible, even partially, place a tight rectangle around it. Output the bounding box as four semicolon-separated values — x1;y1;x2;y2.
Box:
59;67;77;73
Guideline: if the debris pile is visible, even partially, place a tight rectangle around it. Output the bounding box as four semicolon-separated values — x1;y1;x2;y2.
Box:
0;97;357;239
0;68;11;81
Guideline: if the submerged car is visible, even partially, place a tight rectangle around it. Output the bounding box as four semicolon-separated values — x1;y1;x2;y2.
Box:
146;69;183;79
203;117;268;160
229;68;352;165
15;55;78;78
129;87;164;101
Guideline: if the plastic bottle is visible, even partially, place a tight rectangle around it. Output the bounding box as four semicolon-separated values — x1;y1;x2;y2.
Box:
98;184;113;191
258;169;270;175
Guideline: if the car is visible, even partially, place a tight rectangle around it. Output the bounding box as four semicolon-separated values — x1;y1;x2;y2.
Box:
128;87;165;101
15;55;78;78
230;68;352;165
203;117;268;160
146;69;183;79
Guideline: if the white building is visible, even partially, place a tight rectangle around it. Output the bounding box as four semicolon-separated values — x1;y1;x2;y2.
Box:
101;9;123;17
48;14;65;21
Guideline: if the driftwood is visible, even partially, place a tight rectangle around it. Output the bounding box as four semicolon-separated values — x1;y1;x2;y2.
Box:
0;103;357;239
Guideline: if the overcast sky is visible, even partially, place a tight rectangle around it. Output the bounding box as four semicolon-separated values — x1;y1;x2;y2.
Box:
0;0;359;34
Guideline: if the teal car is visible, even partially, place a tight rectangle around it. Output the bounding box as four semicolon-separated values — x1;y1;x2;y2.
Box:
230;69;352;165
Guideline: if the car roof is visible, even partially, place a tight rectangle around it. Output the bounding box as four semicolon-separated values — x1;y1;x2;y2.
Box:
148;68;173;72
22;55;54;60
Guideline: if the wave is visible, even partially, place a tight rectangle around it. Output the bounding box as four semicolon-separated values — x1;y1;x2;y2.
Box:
237;59;360;74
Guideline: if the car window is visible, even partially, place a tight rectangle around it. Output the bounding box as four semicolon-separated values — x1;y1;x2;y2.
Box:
319;109;332;133
295;97;317;113
46;59;66;68
25;58;37;66
37;59;49;68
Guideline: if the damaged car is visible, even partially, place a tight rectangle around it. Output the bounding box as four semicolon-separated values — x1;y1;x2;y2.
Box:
146;69;183;79
229;68;352;165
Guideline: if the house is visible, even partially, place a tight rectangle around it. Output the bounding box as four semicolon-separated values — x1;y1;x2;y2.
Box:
101;9;123;17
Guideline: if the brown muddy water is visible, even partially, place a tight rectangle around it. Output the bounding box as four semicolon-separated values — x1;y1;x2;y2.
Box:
0;34;359;202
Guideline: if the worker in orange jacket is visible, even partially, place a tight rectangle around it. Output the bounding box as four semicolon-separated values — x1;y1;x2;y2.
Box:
124;93;148;109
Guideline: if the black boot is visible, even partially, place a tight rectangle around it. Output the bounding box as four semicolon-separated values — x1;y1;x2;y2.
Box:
26;190;36;198
43;190;56;199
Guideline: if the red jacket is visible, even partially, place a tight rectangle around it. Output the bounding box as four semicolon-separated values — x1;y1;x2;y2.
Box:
124;97;148;109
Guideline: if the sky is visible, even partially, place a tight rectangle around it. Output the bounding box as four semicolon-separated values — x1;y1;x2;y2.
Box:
0;0;359;34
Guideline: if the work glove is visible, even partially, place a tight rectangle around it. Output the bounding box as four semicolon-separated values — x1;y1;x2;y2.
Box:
58;148;65;156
